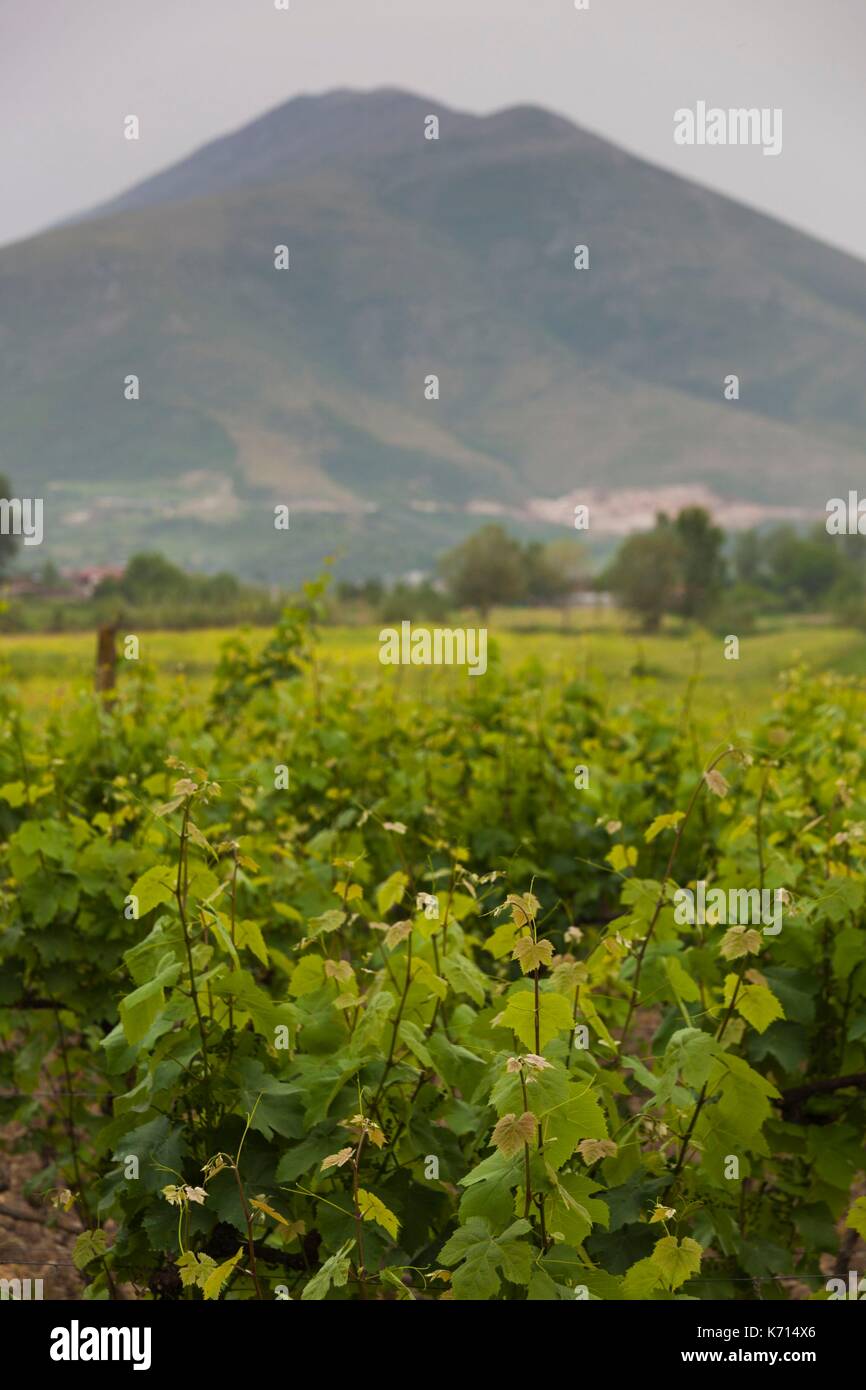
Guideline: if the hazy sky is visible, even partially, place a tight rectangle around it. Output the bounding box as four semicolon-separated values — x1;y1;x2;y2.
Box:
2;0;865;259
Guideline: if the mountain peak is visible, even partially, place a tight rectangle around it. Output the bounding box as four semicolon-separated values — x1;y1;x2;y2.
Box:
81;87;592;225
88;86;476;222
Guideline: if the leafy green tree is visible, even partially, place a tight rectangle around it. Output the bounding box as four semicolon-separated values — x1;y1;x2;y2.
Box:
734;529;764;587
96;552;192;604
542;537;588;591
0;473;19;577
439;525;526;617
764;526;841;608
336;577;385;609
379;580;450;624
39;560;63;588
200;571;241;604
673;506;726;619
523;540;578;606
606;524;681;632
124;552;191;601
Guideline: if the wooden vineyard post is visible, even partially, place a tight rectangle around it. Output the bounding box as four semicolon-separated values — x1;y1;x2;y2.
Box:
95;624;117;698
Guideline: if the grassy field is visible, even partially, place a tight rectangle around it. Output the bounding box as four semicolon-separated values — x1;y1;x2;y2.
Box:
2;609;864;736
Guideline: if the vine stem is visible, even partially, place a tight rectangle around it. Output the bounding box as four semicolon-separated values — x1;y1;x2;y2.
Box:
669;976;742;1184
519;1071;533;1219
54;1008;89;1223
565;982;580;1070
619;748;738;1055
371;932;413;1120
532;963;549;1248
670;768;770;1185
231;1165;264;1299
352;1132;368;1299
756;770;769;895
175;800;210;1082
228;845;239;1038
55;1008;119;1297
229;1096;264;1298
373;1070;427;1180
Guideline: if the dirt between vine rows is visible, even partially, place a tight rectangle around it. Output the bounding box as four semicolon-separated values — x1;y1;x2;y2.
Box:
0;1130;84;1300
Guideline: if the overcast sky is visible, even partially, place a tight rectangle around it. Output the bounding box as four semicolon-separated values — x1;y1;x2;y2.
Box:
2;0;864;259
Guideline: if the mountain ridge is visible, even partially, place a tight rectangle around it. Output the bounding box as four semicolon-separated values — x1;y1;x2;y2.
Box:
3;86;865;581
78;88;605;224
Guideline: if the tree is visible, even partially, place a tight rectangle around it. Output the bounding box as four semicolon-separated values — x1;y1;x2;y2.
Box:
39;560;62;589
542;537;588;592
201;571;241;604
734;529;764;587
764;526;841;608
439;525;526;617
673;507;726;619
523;540;579;606
361;577;384;606
113;552;191;603
0;473;19;577
606;526;681;632
379;580;450;624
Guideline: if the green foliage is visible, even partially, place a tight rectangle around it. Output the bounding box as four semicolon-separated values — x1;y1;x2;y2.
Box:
439;1217;533;1299
607;511;866;632
0;472;19;577
439;524;527;615
1;610;866;1301
673;507;727;620
605;506;727;629
605;522;682;632
437;527;586;614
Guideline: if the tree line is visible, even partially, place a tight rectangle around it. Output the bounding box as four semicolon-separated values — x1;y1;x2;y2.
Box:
410;510;864;632
2;462;863;633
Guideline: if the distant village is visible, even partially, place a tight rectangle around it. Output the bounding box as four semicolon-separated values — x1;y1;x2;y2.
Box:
1;565;124;601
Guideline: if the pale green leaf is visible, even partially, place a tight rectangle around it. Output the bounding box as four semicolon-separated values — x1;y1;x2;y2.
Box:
203;1246;243;1300
72;1229;108;1271
650;1235;702;1291
493;989;574;1051
645;811;684;844
357;1188;400;1240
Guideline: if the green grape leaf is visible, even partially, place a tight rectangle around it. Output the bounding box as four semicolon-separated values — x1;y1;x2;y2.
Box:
650;1235;702;1291
301;1241;354;1301
439;1217;532;1300
73;1229;108;1271
357;1189;400;1240
493;989;574;1051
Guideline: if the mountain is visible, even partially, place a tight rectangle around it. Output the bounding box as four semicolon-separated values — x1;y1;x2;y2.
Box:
3;86;866;581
